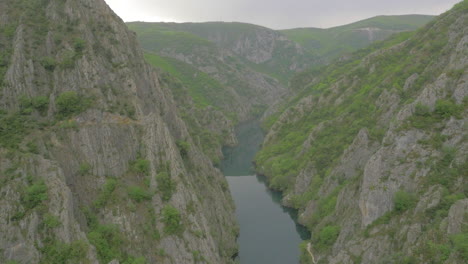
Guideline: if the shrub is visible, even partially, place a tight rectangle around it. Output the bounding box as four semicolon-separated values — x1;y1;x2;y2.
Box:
23;180;48;209
414;103;430;116
88;224;123;263
317;225;340;248
156;171;176;201
394;190;416;212
32;96;49;114
40;240;88;264
123;257;147;264
41;56;56;71
130;159;150;175
56;91;89;118
162;205;182;235
43;213;61;228
176;140;190;158
127;186;152;203
435;99;462;119
78;163;91;176
94;178;117;208
451;232;468;259
73;38;86;54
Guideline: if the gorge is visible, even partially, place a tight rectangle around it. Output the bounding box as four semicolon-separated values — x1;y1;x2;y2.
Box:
0;0;466;264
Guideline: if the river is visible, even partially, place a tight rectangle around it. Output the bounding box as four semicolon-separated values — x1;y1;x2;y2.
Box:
220;120;310;264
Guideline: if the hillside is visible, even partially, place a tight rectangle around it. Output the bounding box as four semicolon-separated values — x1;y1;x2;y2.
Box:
128;21;319;84
0;0;237;263
256;2;467;263
281;15;434;61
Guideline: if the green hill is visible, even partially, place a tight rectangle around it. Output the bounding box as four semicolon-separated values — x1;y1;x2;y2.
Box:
281;15;435;61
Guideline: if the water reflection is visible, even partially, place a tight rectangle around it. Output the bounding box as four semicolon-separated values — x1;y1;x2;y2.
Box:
221;120;310;264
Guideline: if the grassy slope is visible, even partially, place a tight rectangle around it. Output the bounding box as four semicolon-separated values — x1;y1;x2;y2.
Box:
281;15;435;60
257;2;466;207
144;53;230;110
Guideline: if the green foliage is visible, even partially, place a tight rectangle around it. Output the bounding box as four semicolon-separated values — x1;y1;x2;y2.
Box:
162;205;182;235
305;187;340;228
427;148;464;190
78;162;91;175
0;112;38;149
73;38;86;54
176;140;190;159
130;159;150;175
451;232;468;259
40;56;56;71
434;99;463;119
43;213;61;229
316;225;340;250
39;240;88;264
19;95;49;115
88;224;123;263
23;180;48;210
156;170;176;201
127;186;152;203
123;257;147;264
393;190;417;213
144;53;235;111
27;141;39;154
94;178;118;208
55;91;90;118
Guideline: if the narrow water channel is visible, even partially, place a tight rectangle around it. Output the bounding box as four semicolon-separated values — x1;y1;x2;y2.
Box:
220;120;310;264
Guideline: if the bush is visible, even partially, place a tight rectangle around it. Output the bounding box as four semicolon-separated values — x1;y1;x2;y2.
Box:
43;213;61;228
73;38;86;54
451;232;468;259
78;163;91;176
123;257;147;264
156;171;176;201
32;96;49;114
414;103;430;116
176;140;190;158
130;159;150;175
394;190;416;212
94;178;117;208
40;240;88;264
317;225;340;249
88;224;123;263
41;56;56;71
56;91;86;118
162;205;182;235
434;99;462;119
19;95;49;115
127;186;152;203
23;181;48;209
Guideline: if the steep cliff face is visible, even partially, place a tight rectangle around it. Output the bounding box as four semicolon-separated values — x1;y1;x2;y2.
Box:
0;0;236;263
257;2;467;263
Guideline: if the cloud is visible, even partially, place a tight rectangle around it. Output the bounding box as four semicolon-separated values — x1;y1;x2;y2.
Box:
104;0;462;29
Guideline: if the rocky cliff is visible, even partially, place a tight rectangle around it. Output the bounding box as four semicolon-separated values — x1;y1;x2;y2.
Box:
256;2;467;263
0;0;237;263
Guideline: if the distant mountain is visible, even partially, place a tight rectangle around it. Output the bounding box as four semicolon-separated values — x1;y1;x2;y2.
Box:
281;15;435;61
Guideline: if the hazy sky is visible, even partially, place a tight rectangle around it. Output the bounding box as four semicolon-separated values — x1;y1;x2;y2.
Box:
104;0;462;29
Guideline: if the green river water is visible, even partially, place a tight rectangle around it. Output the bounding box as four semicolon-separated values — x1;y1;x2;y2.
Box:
220;120;310;264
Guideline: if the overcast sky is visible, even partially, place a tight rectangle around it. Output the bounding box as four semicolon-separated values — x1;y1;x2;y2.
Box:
104;0;462;29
